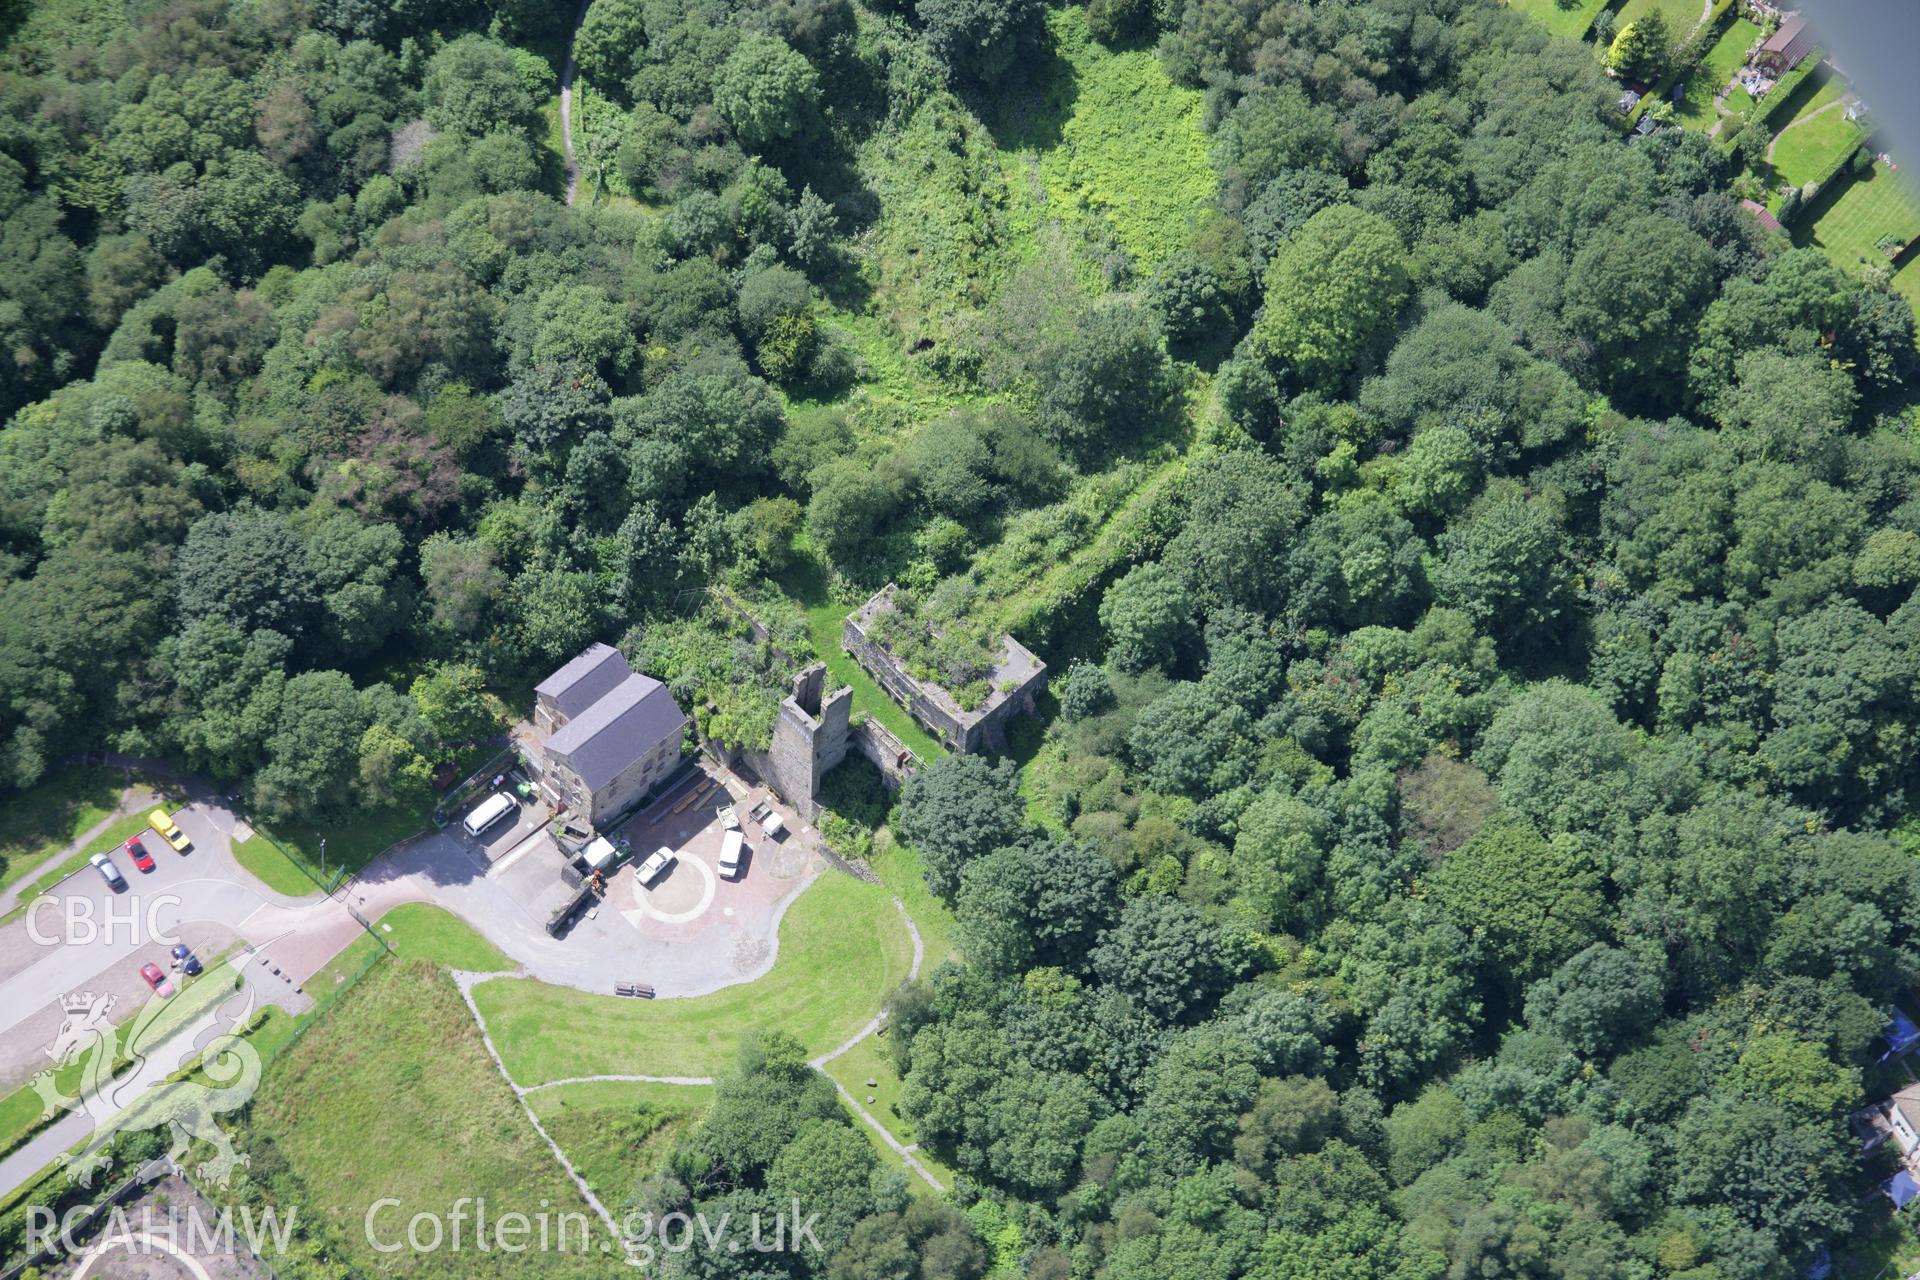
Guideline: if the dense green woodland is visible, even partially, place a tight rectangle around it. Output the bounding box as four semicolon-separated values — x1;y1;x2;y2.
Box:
3;0;1920;1274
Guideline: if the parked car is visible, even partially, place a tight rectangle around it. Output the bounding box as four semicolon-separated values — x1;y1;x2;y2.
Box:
636;846;675;886
89;852;126;891
170;943;202;976
719;830;745;879
148;809;191;852
125;836;155;873
139;962;175;998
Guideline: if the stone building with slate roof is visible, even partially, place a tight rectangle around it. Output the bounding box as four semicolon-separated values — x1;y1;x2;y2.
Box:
531;643;689;828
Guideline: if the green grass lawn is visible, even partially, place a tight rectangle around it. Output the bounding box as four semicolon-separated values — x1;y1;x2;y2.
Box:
1800;162;1920;311
1615;0;1711;37
778;552;946;761
373;903;513;972
250;804;427;890
823;1038;959;1190
867;836;958;967
1770;109;1863;189
473;871;914;1084
1504;0;1610;39
230;831;316;897
1675;18;1760;130
0;767;124;895
526;1080;710;1205
247;959;613;1279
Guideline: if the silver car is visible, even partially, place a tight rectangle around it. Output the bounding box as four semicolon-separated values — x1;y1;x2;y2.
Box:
89;852;126;891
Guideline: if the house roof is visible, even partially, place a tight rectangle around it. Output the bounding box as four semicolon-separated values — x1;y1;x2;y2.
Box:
545;672;688;791
1740;198;1783;232
1760;15;1814;63
536;643;632;720
1890;1082;1920;1133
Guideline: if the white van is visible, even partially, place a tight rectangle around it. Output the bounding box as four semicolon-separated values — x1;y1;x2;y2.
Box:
463;792;518;838
719;830;745;879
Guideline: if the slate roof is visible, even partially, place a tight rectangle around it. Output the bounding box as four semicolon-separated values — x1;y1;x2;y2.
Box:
536;642;631;720
545;671;688;791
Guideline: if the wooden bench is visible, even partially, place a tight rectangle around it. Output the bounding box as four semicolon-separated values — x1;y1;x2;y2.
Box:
614;982;656;999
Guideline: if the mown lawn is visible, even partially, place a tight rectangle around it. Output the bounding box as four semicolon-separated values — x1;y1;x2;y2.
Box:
0;767;123;895
1800;162;1920;310
373;903;514;972
1770;107;1863;189
230;832;315;897
1504;0;1610;40
526;1079;710;1205
867;836;958;967
248;959;613;1279
1675;18;1760;130
1615;0;1711;38
472;871;914;1083
251;803;428;888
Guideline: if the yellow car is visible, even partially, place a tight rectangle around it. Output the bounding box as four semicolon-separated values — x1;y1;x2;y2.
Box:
148;808;191;852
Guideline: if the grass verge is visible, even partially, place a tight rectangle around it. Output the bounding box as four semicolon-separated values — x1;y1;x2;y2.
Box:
472;871;914;1083
372;903;513;972
230;832;314;897
0;768;124;897
0;956;246;1158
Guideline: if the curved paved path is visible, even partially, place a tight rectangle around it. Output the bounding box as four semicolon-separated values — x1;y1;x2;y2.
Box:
454;896;945;1192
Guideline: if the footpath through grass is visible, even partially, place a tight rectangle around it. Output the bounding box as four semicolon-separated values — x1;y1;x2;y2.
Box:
0;956;246;1158
526;1079;710;1205
0;809;165;926
473;871;914;1083
0;767;123;895
1676;18;1761;130
247;959;613;1279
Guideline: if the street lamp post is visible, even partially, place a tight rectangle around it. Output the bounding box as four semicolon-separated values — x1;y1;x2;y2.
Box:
319;838;327;880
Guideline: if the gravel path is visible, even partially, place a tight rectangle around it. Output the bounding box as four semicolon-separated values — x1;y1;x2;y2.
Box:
558;0;594;206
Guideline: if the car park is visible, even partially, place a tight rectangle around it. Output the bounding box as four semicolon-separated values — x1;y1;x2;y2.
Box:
139;962;175;998
148;808;191;852
636;846;675;886
89;852;126;891
125;835;155;873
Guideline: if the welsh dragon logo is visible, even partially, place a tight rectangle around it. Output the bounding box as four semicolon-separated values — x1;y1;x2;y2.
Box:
31;979;262;1189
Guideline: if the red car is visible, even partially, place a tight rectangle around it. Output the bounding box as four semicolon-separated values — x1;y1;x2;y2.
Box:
124;836;155;873
138;963;175;998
